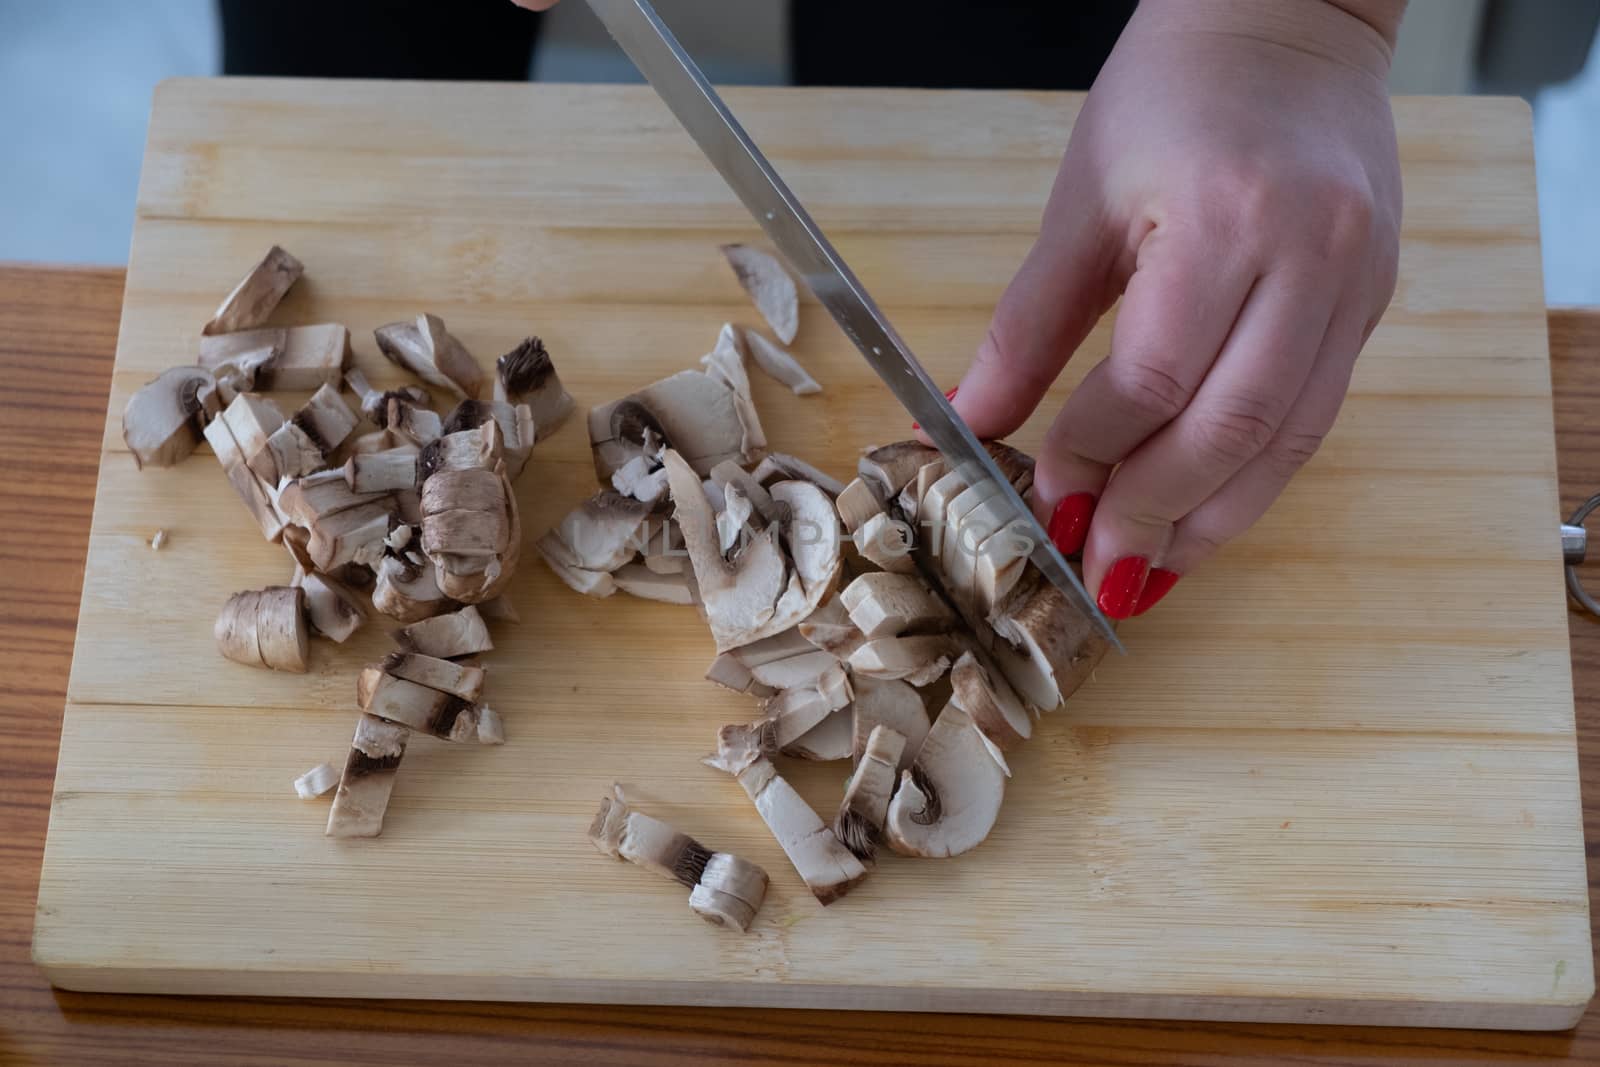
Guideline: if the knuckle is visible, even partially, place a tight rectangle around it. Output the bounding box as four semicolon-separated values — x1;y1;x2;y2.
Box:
1111;358;1193;426
1190;397;1280;468
1261;427;1326;480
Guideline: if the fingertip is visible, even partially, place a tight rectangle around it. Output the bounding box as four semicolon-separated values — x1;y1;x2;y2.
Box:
1131;568;1181;616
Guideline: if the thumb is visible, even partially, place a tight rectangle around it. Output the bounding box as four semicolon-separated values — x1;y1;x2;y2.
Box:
949;191;1121;441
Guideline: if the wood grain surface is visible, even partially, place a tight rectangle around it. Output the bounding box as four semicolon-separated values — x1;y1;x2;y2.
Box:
27;82;1589;1027
4;267;1598;1064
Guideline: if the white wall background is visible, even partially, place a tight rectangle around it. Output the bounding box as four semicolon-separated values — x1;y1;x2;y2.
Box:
0;0;1594;303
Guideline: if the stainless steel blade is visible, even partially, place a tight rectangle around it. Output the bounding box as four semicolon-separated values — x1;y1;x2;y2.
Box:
585;0;1122;652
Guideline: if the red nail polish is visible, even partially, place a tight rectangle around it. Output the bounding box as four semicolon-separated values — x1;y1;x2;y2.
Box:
912;386;960;431
1047;493;1095;556
1131;568;1180;616
1097;556;1151;620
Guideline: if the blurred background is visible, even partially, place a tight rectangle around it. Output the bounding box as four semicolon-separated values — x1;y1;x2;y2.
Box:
0;0;1595;303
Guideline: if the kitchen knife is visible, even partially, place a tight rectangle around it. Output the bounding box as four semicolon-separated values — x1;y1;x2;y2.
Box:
585;0;1122;652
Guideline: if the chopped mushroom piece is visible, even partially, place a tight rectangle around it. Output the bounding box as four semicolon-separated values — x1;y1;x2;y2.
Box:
589;785;769;932
294;761;341;799
709;460;780;524
539;549;618;598
850;676;928;772
276;468;388;528
149;529;169;551
853;512;916;574
700;323;767;455
214;586;308;672
884;700;1006;859
834;725;907;861
782;706;853;761
122;366;220;469
704;653;776;698
720;244;798;344
345;448;419;494
740;326;820;395
590;371;756;480
375;314;484;399
219;393;286;485
495;336;574;440
441;398;537;480
261;324;352;391
326;714;408;838
202;245;303;335
204;411;285;542
987;573;1112;713
198;328;284;399
539;491;652;574
308;502;393;572
849;633;960;686
722;661;852;756
295;568;367;642
612;562;694;605
749;453;846;498
394;605;492;659
611;454;670;504
840;571;954;639
372;553;454;623
857;442;939;501
950;650;1032;750
386;394;444;447
704;734;866;905
381;650;485;701
747;649;839;690
356;666;498;743
834;478;882;535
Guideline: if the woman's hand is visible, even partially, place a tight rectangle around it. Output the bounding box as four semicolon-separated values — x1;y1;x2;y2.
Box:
948;0;1403;618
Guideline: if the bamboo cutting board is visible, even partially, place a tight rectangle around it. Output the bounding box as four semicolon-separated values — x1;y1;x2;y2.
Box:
32;80;1591;1029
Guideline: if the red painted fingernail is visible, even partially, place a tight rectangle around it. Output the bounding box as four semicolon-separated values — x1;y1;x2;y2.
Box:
911;387;958;431
1046;493;1095;556
1097;556;1151;620
1131;568;1181;616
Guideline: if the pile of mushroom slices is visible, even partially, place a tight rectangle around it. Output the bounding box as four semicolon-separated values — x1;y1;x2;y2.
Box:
544;387;1110;926
121;244;576;837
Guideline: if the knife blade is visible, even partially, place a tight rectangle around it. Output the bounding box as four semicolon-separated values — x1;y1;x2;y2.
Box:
585;0;1122;652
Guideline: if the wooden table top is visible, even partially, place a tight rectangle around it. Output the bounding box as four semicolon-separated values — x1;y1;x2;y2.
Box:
3;263;1597;1065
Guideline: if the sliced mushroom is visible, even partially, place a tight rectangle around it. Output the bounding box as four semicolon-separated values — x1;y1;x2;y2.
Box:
440;398;536;481
858;442;939;501
747;649;839;690
262;323;352;391
716;485;755;555
326;713;408;838
699;323;767;455
883;700;1006;859
122;366;220;469
704;653;776;698
949;650;1032;750
796;595;867;661
538;546;618;598
418;421;502;481
202;245;303;335
720;244;798;344
260;421;326;481
833;724;907;861
344;448;419;494
293;760;341;799
198;328;283;400
709;460;780;524
495;336;574;440
939;477;1004;598
853;512;917;574
308;501;393;572
375;314;483;399
590;370;755;479
610;454;670;504
834;478;882;535
589;785;769;932
380;650;485;701
840;571;954;639
214;586;307;672
387;394;444;447
662;449;786;650
902;457;948;524
850;676;928;773
539;490;652;574
704;738;865;905
394;605;492;659
202;412;285;542
356;665;498;743
218;393;286;485
373;554;456;623
611;562;694;605
782;706;853;761
749;453;846;498
988;573;1112;713
276;469;388;528
972;516;1033;615
740;326;820;395
849;633;960;686
291;383;360;458
918;467;974;559
294;568;367;643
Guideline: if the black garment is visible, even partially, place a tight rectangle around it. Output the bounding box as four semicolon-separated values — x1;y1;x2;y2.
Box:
218;1;1134;90
219;0;544;81
790;1;1136;90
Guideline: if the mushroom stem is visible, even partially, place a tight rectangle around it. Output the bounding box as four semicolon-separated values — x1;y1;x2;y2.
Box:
589;785;769;932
